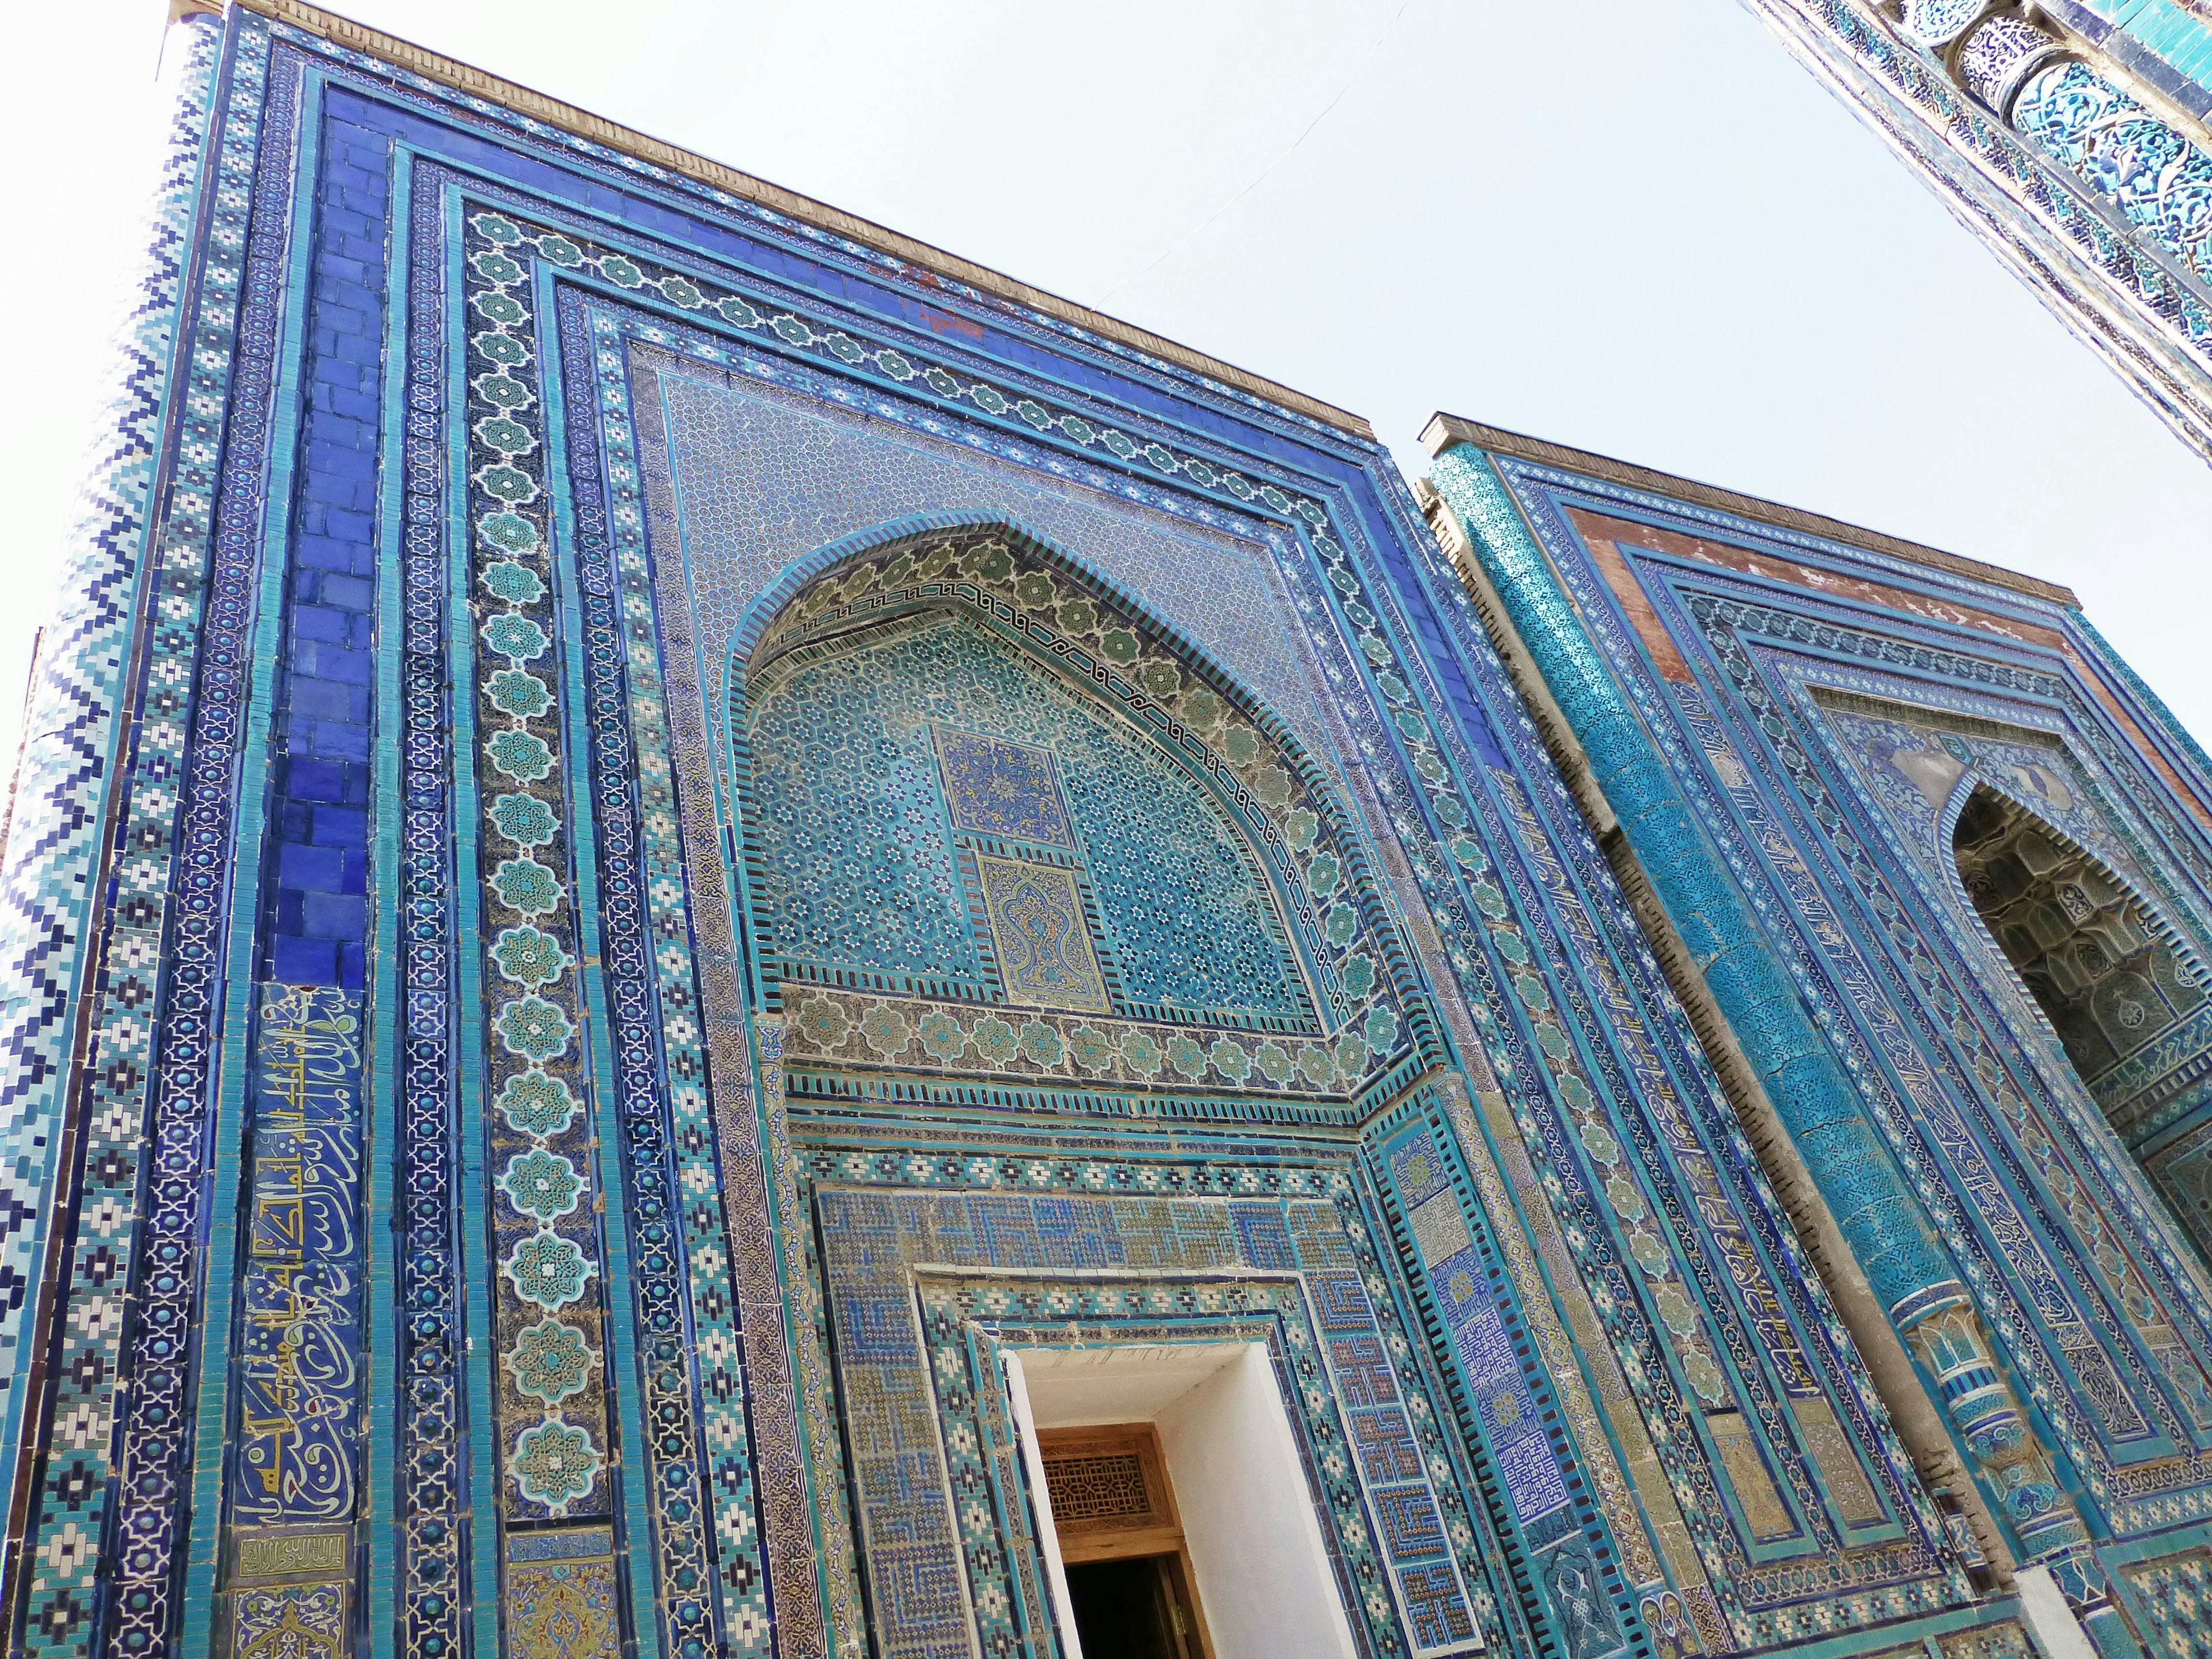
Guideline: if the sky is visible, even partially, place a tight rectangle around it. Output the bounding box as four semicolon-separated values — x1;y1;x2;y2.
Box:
5;0;2210;771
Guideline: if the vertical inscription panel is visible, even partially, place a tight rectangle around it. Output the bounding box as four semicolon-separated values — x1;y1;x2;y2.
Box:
233;985;366;1524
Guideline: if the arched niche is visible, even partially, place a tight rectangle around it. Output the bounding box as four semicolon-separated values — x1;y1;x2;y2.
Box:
724;514;1434;1115
1953;784;2212;1167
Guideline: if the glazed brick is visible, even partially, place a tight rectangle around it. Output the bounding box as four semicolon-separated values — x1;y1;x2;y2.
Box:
284;757;347;804
270;934;339;987
305;719;371;763
309;805;369;849
317;573;373;613
290;604;355;647
278;843;347;889
300;892;365;940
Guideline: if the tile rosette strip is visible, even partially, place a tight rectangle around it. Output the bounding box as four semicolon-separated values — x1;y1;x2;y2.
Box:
460;211;614;1525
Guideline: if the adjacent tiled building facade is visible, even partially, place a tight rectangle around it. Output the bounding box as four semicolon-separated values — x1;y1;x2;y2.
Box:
1;6;2209;1659
1747;0;2212;468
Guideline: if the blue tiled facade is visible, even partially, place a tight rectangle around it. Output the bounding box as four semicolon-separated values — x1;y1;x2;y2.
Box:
1747;0;2212;473
1425;414;2212;1658
0;7;2202;1659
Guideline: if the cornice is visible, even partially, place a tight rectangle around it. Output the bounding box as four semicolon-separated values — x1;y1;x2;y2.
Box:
1421;410;2078;607
221;0;1376;440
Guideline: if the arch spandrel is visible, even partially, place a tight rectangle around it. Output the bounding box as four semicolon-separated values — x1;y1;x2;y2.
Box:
725;517;1438;1116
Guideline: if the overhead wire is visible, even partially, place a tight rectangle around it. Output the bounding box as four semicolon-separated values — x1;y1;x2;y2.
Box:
1093;0;1416;306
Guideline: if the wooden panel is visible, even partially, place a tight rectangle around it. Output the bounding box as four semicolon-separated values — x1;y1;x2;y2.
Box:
1037;1424;1177;1540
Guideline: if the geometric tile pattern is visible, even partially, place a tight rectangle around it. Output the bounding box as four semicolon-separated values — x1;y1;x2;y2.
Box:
6;23;230;1652
2122;1548;2212;1659
739;530;1403;1063
460;195;735;1659
749;598;1307;1025
555;285;768;1657
1469;440;2212;1613
618;283;1960;1649
0;14;2138;1659
18;22;298;1659
461;205;614;1527
388;141;468;1659
809;1172;1491;1659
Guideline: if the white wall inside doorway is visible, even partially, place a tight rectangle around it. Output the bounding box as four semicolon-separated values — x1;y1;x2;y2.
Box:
1009;1340;1358;1659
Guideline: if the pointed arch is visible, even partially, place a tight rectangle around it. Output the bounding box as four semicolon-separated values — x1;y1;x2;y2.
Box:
724;514;1440;1111
1950;781;2212;1157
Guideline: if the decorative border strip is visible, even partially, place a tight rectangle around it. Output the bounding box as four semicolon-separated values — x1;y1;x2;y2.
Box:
1497;457;2212;1534
105;25;297;1659
6;18;231;1655
387;149;468;1659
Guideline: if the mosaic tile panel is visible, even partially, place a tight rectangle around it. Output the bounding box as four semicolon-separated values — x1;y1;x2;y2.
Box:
931;726;1075;849
71;25;304;1659
4;16;2137;1659
645;359;1333;765
810;1176;1493;1659
385;148;469;1659
230;1582;345;1659
734;525;1414;1075
506;1529;624;1659
460;206;615;1527
232;985;365;1522
562;289;782;1657
1463;444;2212;1612
7;19;232;1651
749;609;1310;1025
971;855;1112;1016
2121;1547;2212;1657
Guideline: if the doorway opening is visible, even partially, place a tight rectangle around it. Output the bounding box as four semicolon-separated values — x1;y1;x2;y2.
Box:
1005;1341;1359;1659
1039;1424;1209;1659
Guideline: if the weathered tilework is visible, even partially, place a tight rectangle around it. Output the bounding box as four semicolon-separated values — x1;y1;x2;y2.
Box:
233;986;365;1522
506;1529;623;1659
2122;1548;2212;1657
1938;1626;2037;1659
6;19;230;1653
750;612;1306;1024
1483;457;2212;1554
230;1582;345;1659
809;1179;1491;1659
